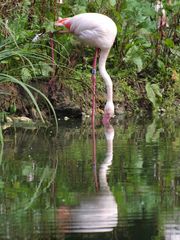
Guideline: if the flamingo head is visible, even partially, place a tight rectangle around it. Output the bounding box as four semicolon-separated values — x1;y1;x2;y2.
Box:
55;17;71;29
102;101;114;126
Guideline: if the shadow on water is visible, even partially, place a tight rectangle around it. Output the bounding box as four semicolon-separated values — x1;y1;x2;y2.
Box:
0;116;180;239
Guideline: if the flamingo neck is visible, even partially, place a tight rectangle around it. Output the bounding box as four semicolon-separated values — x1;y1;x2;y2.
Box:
99;127;114;191
98;48;113;103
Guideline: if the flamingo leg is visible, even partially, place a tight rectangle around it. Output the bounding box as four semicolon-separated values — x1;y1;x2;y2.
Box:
91;48;99;126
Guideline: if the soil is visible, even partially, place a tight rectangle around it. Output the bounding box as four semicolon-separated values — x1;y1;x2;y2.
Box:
0;78;150;122
0;83;24;113
0;80;85;121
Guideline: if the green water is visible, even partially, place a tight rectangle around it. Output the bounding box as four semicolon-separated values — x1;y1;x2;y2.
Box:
0;117;180;239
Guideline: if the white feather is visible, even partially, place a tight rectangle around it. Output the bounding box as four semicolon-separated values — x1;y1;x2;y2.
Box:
69;13;117;49
56;13;117;120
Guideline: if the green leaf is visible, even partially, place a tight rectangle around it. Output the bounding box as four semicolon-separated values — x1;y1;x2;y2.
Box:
170;48;180;57
110;0;116;6
145;82;156;108
139;28;151;35
133;56;143;72
157;59;165;72
164;38;175;48
0;179;4;189
43;22;55;32
9;103;17;113
125;45;144;72
145;82;161;109
146;120;156;143
1;60;9;64
22;165;33;176
40;62;53;77
146;120;163;143
151;84;162;98
21;68;32;82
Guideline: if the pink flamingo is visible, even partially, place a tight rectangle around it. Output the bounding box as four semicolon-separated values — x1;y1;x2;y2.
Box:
55;13;117;124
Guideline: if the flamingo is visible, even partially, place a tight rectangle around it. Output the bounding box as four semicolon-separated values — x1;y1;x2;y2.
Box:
57;124;117;233
55;13;117;124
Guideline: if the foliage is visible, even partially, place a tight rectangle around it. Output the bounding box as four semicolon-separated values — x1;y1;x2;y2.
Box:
0;18;59;127
0;0;180;117
145;82;162;110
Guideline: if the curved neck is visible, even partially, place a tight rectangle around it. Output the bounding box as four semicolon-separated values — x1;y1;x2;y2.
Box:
99;126;114;192
98;49;113;102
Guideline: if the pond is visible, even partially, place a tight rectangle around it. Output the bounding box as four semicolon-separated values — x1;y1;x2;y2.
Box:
0;116;180;240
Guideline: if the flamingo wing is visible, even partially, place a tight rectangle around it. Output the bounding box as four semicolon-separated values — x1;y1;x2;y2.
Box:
69;13;117;49
76;29;103;47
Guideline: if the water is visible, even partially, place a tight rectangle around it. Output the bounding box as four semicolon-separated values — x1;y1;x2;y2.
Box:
0;117;180;240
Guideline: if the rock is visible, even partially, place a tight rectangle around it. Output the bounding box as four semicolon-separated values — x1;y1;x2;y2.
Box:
64;116;69;121
6;117;13;123
1;117;13;130
2;123;12;130
13;116;33;123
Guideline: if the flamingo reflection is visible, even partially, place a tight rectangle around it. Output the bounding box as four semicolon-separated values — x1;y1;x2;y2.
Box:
164;211;180;240
57;124;118;233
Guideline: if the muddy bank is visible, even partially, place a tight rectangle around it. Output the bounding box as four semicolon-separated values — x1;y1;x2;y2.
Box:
0;78;153;124
0;80;97;122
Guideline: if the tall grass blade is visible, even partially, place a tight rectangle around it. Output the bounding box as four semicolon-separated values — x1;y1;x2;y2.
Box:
0;73;45;123
26;84;58;132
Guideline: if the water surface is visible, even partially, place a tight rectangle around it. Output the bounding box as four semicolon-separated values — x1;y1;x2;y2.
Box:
0;117;180;239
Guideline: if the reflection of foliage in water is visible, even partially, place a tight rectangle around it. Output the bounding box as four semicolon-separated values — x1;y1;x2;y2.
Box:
0;118;179;239
0;0;180;115
111;117;180;239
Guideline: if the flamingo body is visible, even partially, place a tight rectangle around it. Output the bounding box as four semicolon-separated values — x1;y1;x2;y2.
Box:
68;13;117;49
55;13;117;122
